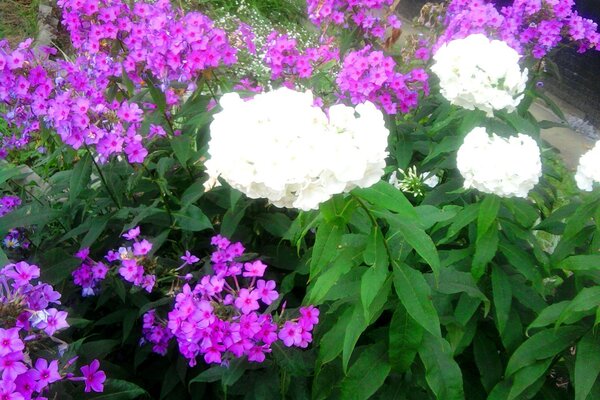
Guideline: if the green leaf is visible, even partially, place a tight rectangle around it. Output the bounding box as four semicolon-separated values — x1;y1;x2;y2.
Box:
309;221;344;278
505;326;586;377
473;334;502;391
81;217;109;248
339;343;391;400
0;165;24;185
472;223;498;281
0;206;62;235
174;205;212;232
507;358;553;400
389;304;424;373
557;255;600;272
556;287;600;327
70;153;92;203
527;302;570;333
419;334;465;400
360;227;389;318
445;203;479;240
307;251;354;305
575;331;600;400
88;379;147;400
318;307;353;366
477;195;500;241
342;304;368;374
491;267;512;335
436;267;490;316
352;181;418;222
383;211;440;280
180;180;205;207
170;135;193;167
392;261;441;337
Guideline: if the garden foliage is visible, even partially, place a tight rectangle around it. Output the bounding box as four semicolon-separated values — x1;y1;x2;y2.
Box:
1;0;600;399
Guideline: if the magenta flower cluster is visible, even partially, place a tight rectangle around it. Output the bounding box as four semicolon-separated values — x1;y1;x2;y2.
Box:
72;248;109;297
0;0;239;162
72;225;155;295
337;46;429;114
59;0;238;84
0;261;106;398
0;196;21;217
141;235;319;366
306;0;402;39
263;31;339;81
439;0;600;58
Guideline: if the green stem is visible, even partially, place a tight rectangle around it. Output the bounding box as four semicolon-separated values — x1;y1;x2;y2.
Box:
84;144;122;209
351;194;395;263
141;163;174;226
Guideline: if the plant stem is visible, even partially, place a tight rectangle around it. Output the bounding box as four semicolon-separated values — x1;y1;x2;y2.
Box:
84;144;122;209
141;163;174;226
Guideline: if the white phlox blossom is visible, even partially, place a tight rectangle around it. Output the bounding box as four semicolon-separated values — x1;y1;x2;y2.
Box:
575;141;600;191
431;34;529;116
204;87;389;210
456;127;542;198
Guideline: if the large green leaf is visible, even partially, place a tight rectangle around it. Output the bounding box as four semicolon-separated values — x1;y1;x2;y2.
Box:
556;287;600;327
87;379;147;400
389;304;424;373
342;304;368;374
505;326;586;377
556;255;600;272
174;205;212;232
392;262;441;337
419;334;465;400
69;153;92;203
575;331;600;400
360;227;389;318
352;181;418;222
491;266;512;335
384;211;441;280
339;343;391;400
309;220;344;278
477;195;500;241
471;223;498;281
507;358;553;400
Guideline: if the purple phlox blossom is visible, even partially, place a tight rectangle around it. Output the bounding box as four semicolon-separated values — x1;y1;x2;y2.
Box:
79;360;106;393
141;236;318;366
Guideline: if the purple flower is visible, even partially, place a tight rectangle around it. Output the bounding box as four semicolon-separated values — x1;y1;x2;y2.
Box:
242;260;267;278
4;262;40;288
39;308;69;336
80;360;106;393
278;322;303;347
0;329;24;357
234;289;260;314
0;351;28;381
0;379;24;400
123;226;140;240
133;239;152;256
255;280;278;305
32;358;62;388
180;251;200;265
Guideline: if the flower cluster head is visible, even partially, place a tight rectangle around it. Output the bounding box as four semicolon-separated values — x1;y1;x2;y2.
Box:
575;140;600;191
105;226;156;293
439;0;600;59
307;0;401;39
0;261;105;397
204;87;389;210
1;0;240;162
263;32;339;81
0;196;21;217
337;46;429;114
431;34;528;116
142;235;319;366
457;127;542;198
389;166;440;197
72;248;109;297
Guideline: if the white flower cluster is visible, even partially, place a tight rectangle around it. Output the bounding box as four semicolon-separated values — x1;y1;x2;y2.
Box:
575;141;600;191
432;34;529;116
456;127;542;198
204;87;389;210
